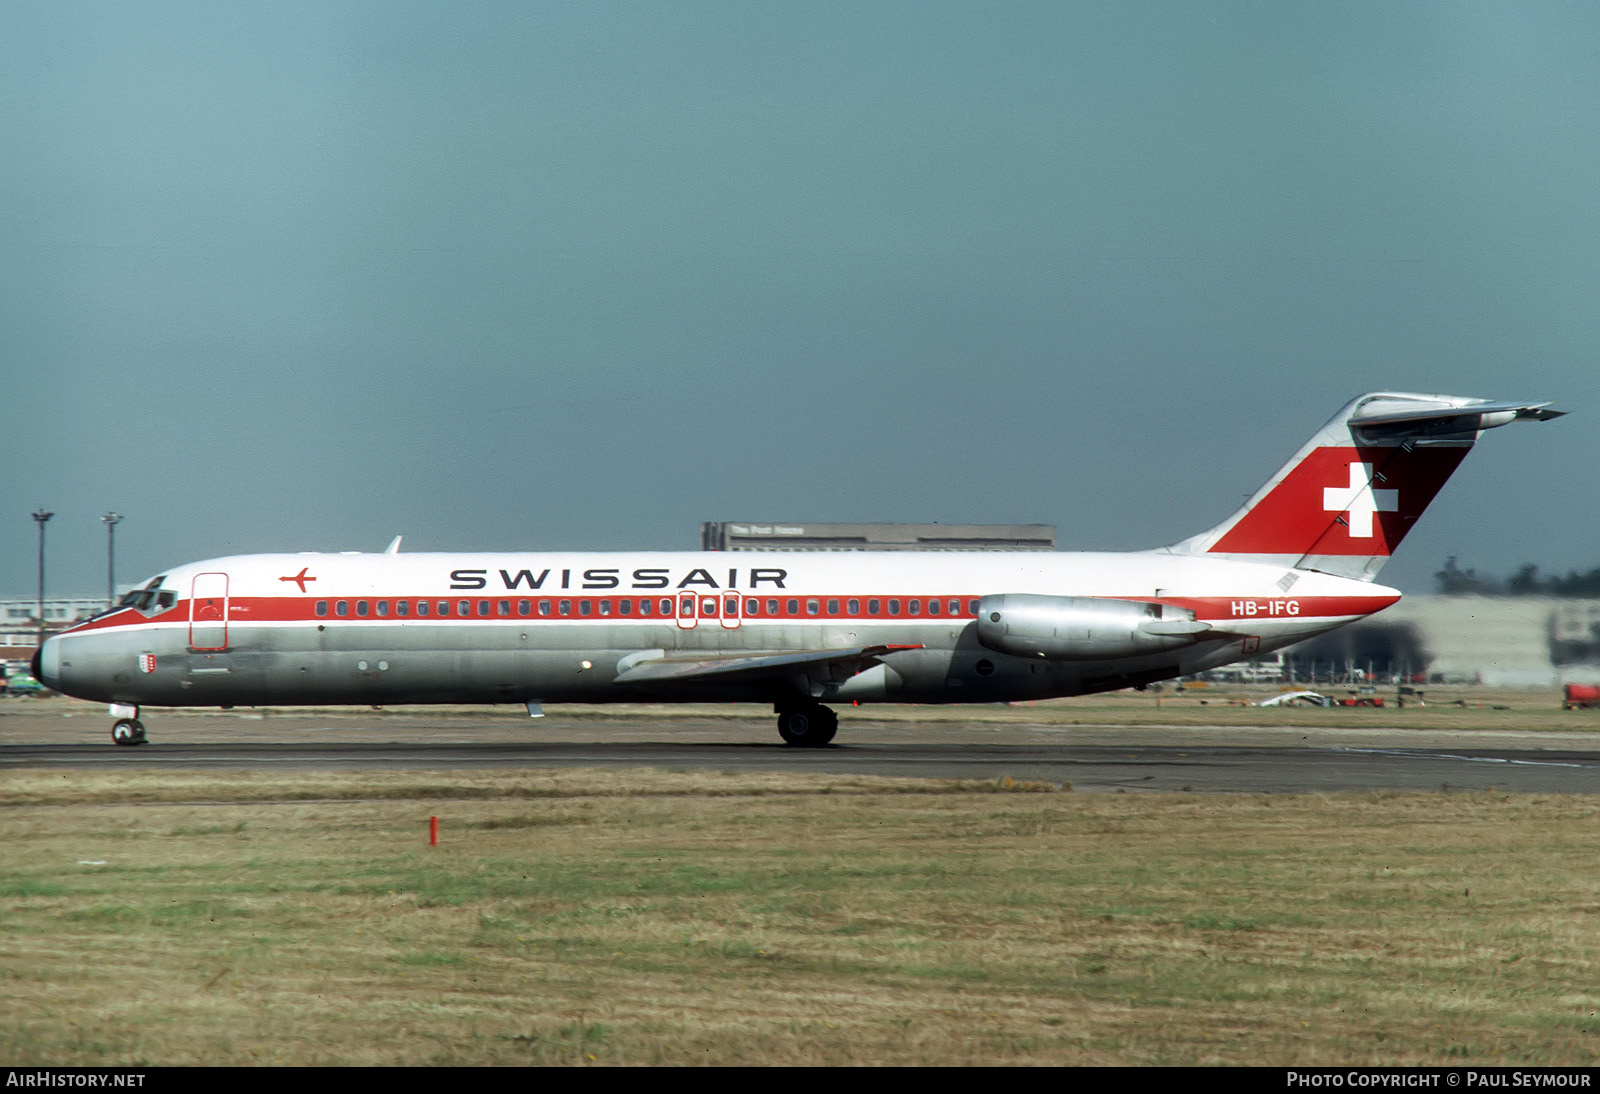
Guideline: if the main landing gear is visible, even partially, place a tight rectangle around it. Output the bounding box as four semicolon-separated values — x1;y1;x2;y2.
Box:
110;706;147;747
776;702;838;747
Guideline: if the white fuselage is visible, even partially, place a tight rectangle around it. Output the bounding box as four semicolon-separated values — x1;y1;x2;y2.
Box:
40;548;1396;709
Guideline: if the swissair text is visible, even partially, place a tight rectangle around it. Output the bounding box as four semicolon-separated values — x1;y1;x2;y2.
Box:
449;568;789;592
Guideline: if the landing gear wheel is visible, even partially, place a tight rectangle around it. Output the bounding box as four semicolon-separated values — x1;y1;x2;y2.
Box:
776;705;838;747
111;719;147;747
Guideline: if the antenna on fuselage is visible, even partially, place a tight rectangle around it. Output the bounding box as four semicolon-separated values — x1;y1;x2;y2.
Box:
384;536;403;554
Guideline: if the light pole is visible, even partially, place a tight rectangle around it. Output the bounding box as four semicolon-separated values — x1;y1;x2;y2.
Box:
32;509;53;647
102;513;122;609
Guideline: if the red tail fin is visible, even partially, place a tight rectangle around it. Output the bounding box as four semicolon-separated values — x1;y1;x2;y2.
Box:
1169;393;1562;580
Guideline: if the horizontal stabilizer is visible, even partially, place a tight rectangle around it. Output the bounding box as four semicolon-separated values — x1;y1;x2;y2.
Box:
1349;399;1565;440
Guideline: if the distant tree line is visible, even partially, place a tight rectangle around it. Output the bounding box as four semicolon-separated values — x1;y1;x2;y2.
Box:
1435;557;1600;597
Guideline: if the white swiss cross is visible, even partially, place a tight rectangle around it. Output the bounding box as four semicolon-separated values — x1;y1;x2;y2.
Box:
1323;462;1398;538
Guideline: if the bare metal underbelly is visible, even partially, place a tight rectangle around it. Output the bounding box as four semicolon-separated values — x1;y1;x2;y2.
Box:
48;617;1335;708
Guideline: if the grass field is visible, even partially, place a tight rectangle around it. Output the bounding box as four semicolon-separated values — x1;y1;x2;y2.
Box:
4;766;1599;1066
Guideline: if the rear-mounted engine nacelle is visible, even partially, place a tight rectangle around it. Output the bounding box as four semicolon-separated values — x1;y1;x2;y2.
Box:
975;594;1211;661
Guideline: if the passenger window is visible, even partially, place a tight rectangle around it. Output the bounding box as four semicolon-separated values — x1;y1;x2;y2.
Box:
868;599;880;615
639;598;652;617
806;599;819;616
559;600;571;616
518;600;530;616
398;600;410;616
701;597;717;617
474;601;488;617
498;600;510;617
888;599;900;616
967;599;979;615
599;600;611;616
336;601;348;616
458;600;470;616
786;599;798;615
437;601;450;616
928;599;940;616
949;599;960;615
376;601;388;617
316;602;328;617
745;599;758;615
680;596;694;617
417;600;430;617
725;596;737;616
660;598;673;615
538;600;551;616
909;599;920;616
767;599;779;615
827;599;839;614
848;598;860;614
356;601;369;617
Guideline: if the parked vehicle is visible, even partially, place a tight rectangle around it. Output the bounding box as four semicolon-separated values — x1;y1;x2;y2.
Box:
1338;694;1385;707
1564;684;1600;710
1254;690;1335;708
3;661;45;696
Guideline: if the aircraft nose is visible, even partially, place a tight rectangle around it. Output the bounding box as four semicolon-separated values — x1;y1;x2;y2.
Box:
34;636;60;692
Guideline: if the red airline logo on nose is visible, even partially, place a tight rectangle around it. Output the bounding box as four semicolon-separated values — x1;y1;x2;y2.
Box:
279;567;316;593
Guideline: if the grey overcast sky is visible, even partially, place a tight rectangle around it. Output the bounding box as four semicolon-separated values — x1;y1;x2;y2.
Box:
4;1;1596;599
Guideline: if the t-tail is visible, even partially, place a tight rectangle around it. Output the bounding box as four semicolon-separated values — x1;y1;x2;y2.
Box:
1167;392;1564;581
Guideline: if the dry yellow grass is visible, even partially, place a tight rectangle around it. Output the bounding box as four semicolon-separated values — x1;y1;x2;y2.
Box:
3;768;1599;1065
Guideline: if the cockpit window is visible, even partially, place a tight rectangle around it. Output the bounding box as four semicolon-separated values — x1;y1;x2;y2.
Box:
84;576;174;622
108;575;172;620
112;585;177;618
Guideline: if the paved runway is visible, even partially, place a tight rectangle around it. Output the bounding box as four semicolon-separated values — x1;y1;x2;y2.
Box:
4;710;1598;793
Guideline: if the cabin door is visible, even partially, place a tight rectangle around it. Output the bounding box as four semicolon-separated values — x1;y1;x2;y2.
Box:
189;572;230;650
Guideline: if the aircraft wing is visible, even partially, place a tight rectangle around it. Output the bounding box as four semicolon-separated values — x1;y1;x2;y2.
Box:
613;644;921;688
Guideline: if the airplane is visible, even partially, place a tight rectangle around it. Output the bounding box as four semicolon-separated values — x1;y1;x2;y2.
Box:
35;391;1562;747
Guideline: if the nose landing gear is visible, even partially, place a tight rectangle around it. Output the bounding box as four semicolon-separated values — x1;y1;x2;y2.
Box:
110;705;147;746
776;702;838;747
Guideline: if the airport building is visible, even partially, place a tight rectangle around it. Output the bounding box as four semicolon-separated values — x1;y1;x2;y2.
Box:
701;521;1056;552
1281;596;1600;688
0;597;111;660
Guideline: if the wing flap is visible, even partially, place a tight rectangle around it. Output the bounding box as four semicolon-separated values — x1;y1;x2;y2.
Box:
613;645;921;686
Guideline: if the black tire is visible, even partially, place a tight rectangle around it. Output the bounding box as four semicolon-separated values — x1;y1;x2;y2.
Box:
111;719;147;747
777;705;837;747
812;708;838;746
